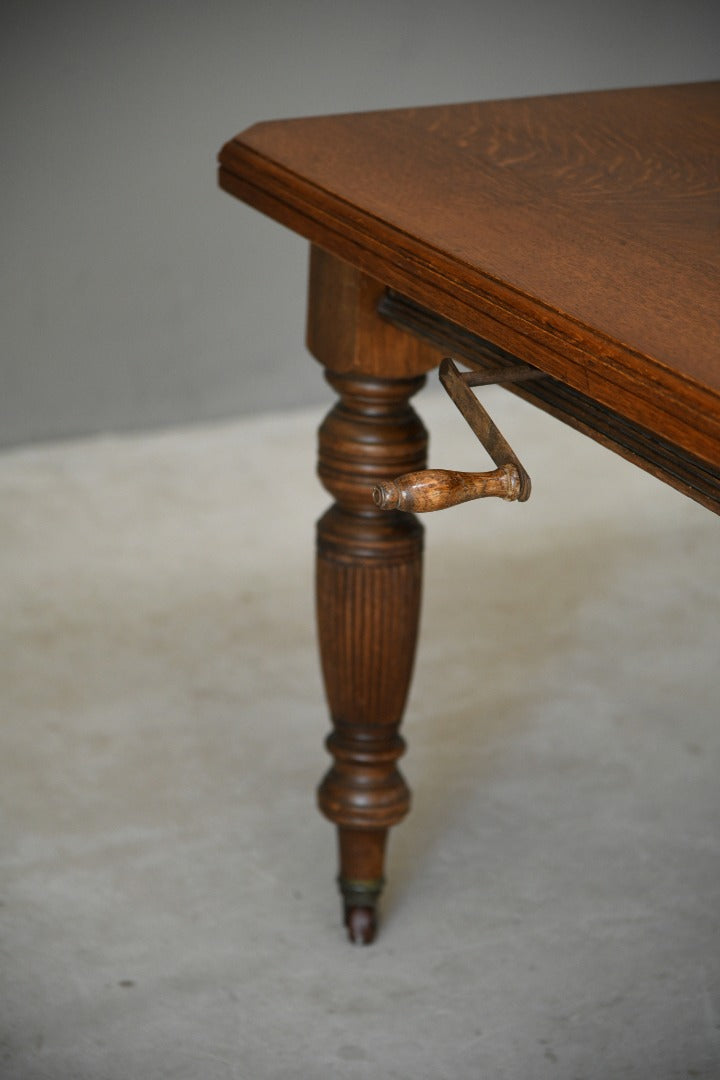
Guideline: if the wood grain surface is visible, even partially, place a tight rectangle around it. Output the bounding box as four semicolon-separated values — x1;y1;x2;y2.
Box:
219;83;720;469
218;85;720;941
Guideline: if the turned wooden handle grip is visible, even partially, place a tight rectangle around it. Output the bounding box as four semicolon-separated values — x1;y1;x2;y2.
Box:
373;464;521;513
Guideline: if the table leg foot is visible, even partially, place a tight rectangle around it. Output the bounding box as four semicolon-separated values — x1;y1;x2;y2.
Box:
335;826;386;944
345;905;377;946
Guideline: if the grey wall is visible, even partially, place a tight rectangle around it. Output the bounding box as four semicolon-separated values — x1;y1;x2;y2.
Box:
2;0;718;446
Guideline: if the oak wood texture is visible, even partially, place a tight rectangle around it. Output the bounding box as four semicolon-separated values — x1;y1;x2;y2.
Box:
315;369;427;944
218;83;720;940
307;258;434;942
379;292;720;513
219;82;720;473
306;246;440;379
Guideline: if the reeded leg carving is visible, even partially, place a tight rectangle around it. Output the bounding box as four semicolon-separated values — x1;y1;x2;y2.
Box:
316;371;427;943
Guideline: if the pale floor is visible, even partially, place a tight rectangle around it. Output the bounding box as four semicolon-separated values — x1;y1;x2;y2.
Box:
1;387;719;1079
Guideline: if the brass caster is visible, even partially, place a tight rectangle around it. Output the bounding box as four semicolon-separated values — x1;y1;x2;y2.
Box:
344;905;377;945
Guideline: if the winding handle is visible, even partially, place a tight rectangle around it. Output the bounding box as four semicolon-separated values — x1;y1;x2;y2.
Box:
373;464;521;513
374;357;532;514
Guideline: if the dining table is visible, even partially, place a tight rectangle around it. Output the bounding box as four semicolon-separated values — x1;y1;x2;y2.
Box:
218;81;720;943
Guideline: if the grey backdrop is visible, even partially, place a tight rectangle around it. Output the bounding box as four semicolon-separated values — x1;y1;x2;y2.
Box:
2;0;718;446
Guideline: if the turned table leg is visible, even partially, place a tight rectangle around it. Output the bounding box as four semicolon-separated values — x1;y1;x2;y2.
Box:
316;371;426;942
306;247;440;942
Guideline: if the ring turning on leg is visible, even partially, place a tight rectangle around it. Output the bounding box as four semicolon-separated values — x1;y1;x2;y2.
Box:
315;371;427;942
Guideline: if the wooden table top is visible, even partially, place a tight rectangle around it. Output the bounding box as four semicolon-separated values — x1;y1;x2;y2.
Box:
218;83;720;474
